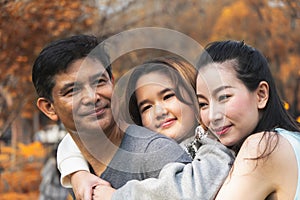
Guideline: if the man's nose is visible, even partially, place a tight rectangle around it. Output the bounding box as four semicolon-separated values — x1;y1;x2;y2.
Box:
81;87;100;105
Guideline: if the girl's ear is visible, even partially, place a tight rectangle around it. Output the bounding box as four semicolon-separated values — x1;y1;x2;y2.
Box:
256;81;269;109
36;97;59;121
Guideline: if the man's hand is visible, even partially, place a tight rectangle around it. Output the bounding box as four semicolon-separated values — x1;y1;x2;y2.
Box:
92;185;116;200
70;170;111;200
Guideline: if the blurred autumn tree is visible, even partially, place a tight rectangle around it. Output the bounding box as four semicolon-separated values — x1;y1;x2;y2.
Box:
210;0;300;118
0;0;101;141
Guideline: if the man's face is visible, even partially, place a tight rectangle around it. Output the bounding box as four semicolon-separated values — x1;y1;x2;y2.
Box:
50;57;114;135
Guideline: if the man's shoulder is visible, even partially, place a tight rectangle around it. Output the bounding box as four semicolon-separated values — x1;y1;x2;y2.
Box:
125;124;170;140
122;125;179;152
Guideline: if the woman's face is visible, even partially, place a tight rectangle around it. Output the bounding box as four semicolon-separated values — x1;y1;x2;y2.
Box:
196;61;261;146
135;72;196;142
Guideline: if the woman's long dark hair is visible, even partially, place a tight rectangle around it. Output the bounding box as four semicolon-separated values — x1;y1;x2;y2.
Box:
197;40;300;155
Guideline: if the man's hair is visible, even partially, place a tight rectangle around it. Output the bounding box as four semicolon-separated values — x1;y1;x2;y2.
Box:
32;35;112;101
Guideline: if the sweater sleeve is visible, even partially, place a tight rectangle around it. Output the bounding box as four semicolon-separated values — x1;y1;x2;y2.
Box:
112;138;234;200
56;134;90;188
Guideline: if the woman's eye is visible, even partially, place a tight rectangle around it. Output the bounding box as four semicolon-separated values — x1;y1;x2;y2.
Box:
218;94;231;102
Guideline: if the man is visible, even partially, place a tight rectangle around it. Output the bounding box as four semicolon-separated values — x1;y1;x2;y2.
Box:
32;35;192;191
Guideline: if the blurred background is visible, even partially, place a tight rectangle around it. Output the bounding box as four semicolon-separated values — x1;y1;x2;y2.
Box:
1;0;299;199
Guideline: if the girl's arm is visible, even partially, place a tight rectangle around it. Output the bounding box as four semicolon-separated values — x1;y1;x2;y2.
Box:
93;138;234;200
57;134;91;187
57;134;107;199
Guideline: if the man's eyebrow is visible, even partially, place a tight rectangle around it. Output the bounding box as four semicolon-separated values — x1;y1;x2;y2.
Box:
60;82;75;93
90;71;107;81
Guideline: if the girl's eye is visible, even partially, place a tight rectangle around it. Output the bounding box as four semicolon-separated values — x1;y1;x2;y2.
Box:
141;105;152;113
198;102;208;109
163;93;175;100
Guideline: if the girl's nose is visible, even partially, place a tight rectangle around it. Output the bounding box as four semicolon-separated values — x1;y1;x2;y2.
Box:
154;104;168;120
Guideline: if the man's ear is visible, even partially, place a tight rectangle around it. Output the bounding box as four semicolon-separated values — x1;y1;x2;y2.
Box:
36;97;59;121
256;81;269;109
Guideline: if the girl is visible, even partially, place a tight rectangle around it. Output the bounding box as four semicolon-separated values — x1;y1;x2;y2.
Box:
58;56;233;199
196;40;300;199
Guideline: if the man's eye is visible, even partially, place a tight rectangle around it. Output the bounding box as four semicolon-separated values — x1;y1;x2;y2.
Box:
64;87;79;96
95;78;106;85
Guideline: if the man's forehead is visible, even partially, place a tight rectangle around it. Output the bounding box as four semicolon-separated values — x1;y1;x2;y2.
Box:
67;57;107;75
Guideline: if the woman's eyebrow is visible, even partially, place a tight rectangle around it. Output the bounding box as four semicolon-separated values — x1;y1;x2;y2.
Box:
212;85;232;96
196;85;232;100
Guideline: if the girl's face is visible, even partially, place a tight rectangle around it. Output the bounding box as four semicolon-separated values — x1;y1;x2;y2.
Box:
135;72;196;142
196;61;261;146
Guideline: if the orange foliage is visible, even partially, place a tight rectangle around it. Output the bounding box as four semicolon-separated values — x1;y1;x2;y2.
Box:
18;142;46;159
0;141;48;198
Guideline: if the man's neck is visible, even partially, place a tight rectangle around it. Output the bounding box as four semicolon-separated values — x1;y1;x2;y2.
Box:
68;123;125;176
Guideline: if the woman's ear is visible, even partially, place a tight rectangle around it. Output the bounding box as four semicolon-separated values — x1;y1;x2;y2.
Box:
256;81;269;109
36;97;59;121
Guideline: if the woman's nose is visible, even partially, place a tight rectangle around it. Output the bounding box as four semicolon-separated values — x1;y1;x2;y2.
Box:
208;103;223;124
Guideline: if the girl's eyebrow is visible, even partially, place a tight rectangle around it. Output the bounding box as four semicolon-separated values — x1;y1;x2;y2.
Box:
159;88;172;96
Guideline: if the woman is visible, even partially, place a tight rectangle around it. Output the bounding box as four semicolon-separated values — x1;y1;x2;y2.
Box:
196;40;300;199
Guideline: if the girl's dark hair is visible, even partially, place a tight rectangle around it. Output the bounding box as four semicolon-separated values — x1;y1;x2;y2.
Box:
197;40;299;153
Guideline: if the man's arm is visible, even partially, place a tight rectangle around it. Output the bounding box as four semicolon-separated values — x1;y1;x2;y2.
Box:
112;138;234;200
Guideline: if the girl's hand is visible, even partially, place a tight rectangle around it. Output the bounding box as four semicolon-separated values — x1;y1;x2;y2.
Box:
70;170;110;200
92;184;116;200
